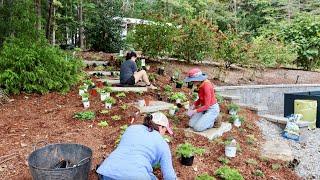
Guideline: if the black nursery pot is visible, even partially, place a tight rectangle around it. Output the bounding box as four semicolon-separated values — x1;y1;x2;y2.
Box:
176;82;183;88
158;68;165;75
180;156;194;166
187;82;193;89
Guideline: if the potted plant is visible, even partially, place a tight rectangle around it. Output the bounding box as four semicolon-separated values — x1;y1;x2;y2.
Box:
229;115;244;127
82;99;90;109
158;66;165;75
81;93;89;101
79;85;87;96
176;142;205;166
169;106;178;115
84;79;95;89
227;103;240;115
99;86;112;101
192;92;199;101
170;92;187;104
105;97;116;109
225;139;237;158
176;80;184;88
187;82;194;89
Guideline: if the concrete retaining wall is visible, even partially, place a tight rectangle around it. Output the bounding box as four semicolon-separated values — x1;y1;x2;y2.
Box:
216;84;320;115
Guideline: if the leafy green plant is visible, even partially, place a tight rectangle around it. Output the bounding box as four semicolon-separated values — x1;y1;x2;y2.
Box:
149;73;156;82
81;92;89;99
192;92;199;101
100;110;109;114
94;66;105;71
164;85;173;93
272;163;281;171
216;93;224;104
98;120;108;127
253;169;264;177
246;134;257;145
105;97;116;104
115;125;128;147
116;92;126;98
102;86;113;93
120;104;128;110
170;92;187;101
111;115;121;121
246;158;258;166
0;36;82;94
229;115;244;124
218;156;230;165
73;111;95;121
227;103;240;112
176;142;205;158
215;166;244;180
83;79;94;87
195;173;215;180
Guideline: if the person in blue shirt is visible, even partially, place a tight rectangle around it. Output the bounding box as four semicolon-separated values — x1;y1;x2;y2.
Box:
97;112;177;180
120;51;156;89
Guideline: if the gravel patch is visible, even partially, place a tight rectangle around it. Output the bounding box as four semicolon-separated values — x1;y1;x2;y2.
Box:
257;119;320;179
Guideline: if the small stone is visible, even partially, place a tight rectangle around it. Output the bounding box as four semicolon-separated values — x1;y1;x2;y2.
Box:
21;143;27;147
21;134;26;137
193;166;198;172
101;145;107;149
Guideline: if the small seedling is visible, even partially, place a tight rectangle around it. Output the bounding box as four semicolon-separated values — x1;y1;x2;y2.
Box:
246;123;255;130
170;92;187;101
176;142;205;158
227;103;240;112
116;92;126;98
98;120;109;127
246;158;258;166
105;97;116;104
216;93;224;104
215;166;244;180
94;66;104;71
164;85;173;93
272;163;281;171
253;170;264;177
195;173;215;180
218;156;230;165
246;134;257;145
73;111;95;121
100;110;109;114
111;115;121;121
149;73;156;82
259;156;269;162
120;104;129;110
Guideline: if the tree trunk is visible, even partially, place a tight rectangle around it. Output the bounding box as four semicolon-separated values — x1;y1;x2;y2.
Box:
35;0;41;31
46;0;53;42
78;0;84;48
52;6;56;45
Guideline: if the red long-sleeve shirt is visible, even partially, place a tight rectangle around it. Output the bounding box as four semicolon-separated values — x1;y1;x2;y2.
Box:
194;80;217;113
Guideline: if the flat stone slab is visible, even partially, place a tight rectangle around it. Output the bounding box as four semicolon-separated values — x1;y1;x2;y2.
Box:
135;101;174;113
110;87;148;92
261;140;294;162
260;114;313;128
84;60;108;66
86;71;120;76
238;103;268;115
96;78;120;85
185;122;232;140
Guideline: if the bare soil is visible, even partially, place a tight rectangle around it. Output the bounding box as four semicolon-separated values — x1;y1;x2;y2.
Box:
0;52;305;180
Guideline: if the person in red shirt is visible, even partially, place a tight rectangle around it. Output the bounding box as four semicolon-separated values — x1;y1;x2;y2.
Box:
185;68;220;132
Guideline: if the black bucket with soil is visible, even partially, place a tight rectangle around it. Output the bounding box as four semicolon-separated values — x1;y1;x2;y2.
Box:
28;143;92;180
180;156;194;166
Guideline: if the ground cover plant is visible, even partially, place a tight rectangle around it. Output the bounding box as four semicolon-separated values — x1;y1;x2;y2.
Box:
73;111;95;121
215;166;244;180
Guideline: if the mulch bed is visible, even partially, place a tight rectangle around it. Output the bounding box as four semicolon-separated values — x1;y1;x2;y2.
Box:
0;53;300;180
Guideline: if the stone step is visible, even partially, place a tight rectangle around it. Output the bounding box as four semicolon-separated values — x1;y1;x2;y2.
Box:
237;103;268;115
84;60;109;66
261;140;294;162
86;71;120;76
110;86;148;92
185;122;232;140
135;101;174;113
260;114;313;128
96;79;120;85
220;94;241;103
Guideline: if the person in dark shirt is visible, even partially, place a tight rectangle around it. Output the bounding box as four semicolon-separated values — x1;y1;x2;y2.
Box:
120;51;156;89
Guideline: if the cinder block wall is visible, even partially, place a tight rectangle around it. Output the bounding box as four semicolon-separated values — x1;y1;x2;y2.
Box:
216;84;320;115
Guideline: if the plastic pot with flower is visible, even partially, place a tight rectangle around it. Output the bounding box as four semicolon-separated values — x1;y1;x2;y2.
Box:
83;79;95;89
81;93;89;102
227;103;240;115
170;92;187;104
104;97;116;109
79;85;88;96
169;106;178;115
176;142;205;166
229;115;244;127
82;99;90;109
98;86;112;101
176;80;184;88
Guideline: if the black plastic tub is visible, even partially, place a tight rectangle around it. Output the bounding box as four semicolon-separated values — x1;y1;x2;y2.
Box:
284;91;320;128
176;82;183;88
180;156;194;166
28;143;92;180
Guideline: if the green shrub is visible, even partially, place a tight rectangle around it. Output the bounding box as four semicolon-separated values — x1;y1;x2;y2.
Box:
227;103;240;112
176;142;205;158
195;173;215;180
0;37;82;94
215;166;244;180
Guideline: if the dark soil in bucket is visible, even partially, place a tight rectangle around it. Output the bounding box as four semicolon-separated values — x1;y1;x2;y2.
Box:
176;82;183;88
180;156;194;166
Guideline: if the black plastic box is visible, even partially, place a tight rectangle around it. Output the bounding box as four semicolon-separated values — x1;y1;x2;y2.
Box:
284;91;320;128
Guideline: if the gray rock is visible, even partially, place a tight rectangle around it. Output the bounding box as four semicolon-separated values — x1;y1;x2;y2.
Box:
185;122;232;140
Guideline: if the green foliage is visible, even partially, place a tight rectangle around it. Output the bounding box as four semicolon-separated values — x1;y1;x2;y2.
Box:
120;104;129;110
247;36;297;67
170;92;187;101
100;110;109;114
0;37;82;94
215;166;244;180
176;142;205;158
272;163;281;171
98;120;108;127
164;85;173;93
116;92;126;98
105;97;116;104
218;156;230;165
115;125;128;147
281;14;320;70
245;158;258;166
246;134;257;145
126;22;178;58
85;1;123;52
73;111;95;121
111;115;121;121
195;173;215;180
216;93;224;104
227;103;240;112
253;169;264;177
229;115;245;123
